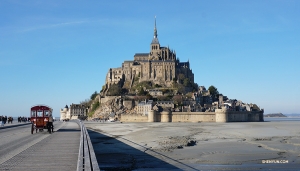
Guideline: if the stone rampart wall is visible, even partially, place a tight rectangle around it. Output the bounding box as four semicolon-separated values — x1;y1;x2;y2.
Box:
120;114;148;122
172;112;216;122
120;110;263;123
227;111;262;122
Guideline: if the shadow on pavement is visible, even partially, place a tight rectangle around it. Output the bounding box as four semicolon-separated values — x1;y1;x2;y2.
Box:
56;129;80;132
87;129;187;171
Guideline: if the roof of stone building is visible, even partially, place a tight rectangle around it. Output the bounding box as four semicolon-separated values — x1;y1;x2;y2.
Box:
123;60;134;63
135;59;176;63
134;53;149;56
138;100;153;106
110;67;122;70
178;62;190;67
156;101;174;104
70;104;86;108
148;89;162;92
151;37;159;44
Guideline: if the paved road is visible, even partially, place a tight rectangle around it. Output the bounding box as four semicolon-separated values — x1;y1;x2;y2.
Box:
0;122;31;129
0;121;80;171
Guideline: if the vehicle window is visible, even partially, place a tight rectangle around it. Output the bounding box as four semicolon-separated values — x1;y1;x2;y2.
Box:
44;110;49;116
31;111;36;117
37;110;43;117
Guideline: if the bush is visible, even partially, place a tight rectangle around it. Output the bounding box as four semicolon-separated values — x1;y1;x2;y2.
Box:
107;84;122;96
90;91;98;100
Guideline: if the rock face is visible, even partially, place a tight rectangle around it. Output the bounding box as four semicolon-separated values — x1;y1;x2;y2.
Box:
264;113;287;117
92;96;137;120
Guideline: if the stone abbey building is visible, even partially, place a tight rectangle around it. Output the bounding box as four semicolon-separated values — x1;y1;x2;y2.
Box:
105;18;194;90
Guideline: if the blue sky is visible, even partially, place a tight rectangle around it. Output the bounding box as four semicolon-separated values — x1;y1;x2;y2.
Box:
1;0;299;117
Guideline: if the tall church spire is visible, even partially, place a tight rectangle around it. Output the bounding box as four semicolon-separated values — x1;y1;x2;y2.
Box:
151;16;159;44
154;16;157;39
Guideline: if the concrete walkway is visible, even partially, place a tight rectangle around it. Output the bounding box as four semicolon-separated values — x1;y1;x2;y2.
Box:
0;122;31;129
0;121;81;171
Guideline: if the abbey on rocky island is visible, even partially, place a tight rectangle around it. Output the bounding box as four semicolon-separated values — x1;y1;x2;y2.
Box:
60;18;264;123
104;17;194;91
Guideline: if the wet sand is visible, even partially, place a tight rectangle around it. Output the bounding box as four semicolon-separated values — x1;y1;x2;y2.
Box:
85;120;300;171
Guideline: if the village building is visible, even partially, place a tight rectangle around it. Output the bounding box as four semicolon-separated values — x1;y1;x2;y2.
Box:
136;100;153;116
60;104;88;121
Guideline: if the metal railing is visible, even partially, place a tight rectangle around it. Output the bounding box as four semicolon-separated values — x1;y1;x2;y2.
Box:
76;120;100;171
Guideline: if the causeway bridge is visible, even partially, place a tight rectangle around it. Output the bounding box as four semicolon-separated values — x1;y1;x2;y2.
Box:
0;121;99;171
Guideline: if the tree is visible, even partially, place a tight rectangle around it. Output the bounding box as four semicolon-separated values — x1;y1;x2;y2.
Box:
183;78;190;87
192;82;199;92
146;93;153;100
177;84;185;94
185;92;193;99
178;74;185;83
80;99;91;106
138;87;146;96
154;84;162;88
107;84;122;96
172;77;177;83
173;95;183;105
90;91;98;100
91;101;100;111
208;85;219;97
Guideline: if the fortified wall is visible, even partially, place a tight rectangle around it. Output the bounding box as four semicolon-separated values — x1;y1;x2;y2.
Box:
120;108;264;123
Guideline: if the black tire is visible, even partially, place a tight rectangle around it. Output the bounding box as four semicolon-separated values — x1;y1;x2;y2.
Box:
31;123;34;134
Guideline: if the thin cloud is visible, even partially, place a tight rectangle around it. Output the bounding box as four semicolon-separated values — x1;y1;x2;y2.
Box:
18;20;93;33
18;18;150;33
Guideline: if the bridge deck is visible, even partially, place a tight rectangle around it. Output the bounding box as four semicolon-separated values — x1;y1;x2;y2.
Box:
0;122;80;171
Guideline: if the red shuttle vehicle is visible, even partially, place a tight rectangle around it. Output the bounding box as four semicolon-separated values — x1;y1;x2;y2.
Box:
30;105;53;134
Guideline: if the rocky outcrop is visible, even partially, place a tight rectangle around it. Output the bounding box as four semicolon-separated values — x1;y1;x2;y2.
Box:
92;96;137;120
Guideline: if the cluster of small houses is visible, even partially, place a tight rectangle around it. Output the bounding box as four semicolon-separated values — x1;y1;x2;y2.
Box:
105;86;261;121
135;86;261;116
60;86;262;121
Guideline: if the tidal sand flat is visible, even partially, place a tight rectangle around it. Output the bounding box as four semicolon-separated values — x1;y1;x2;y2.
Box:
85;120;300;171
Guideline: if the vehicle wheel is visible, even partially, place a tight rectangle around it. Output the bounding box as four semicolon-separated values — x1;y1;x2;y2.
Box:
31;123;34;134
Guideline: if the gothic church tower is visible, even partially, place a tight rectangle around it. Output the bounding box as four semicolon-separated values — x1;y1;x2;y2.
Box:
150;17;160;60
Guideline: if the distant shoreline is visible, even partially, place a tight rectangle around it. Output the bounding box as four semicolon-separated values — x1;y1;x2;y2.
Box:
264;113;287;117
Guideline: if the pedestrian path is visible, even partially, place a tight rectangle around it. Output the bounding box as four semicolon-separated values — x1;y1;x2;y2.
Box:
0;121;81;171
0;122;31;129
